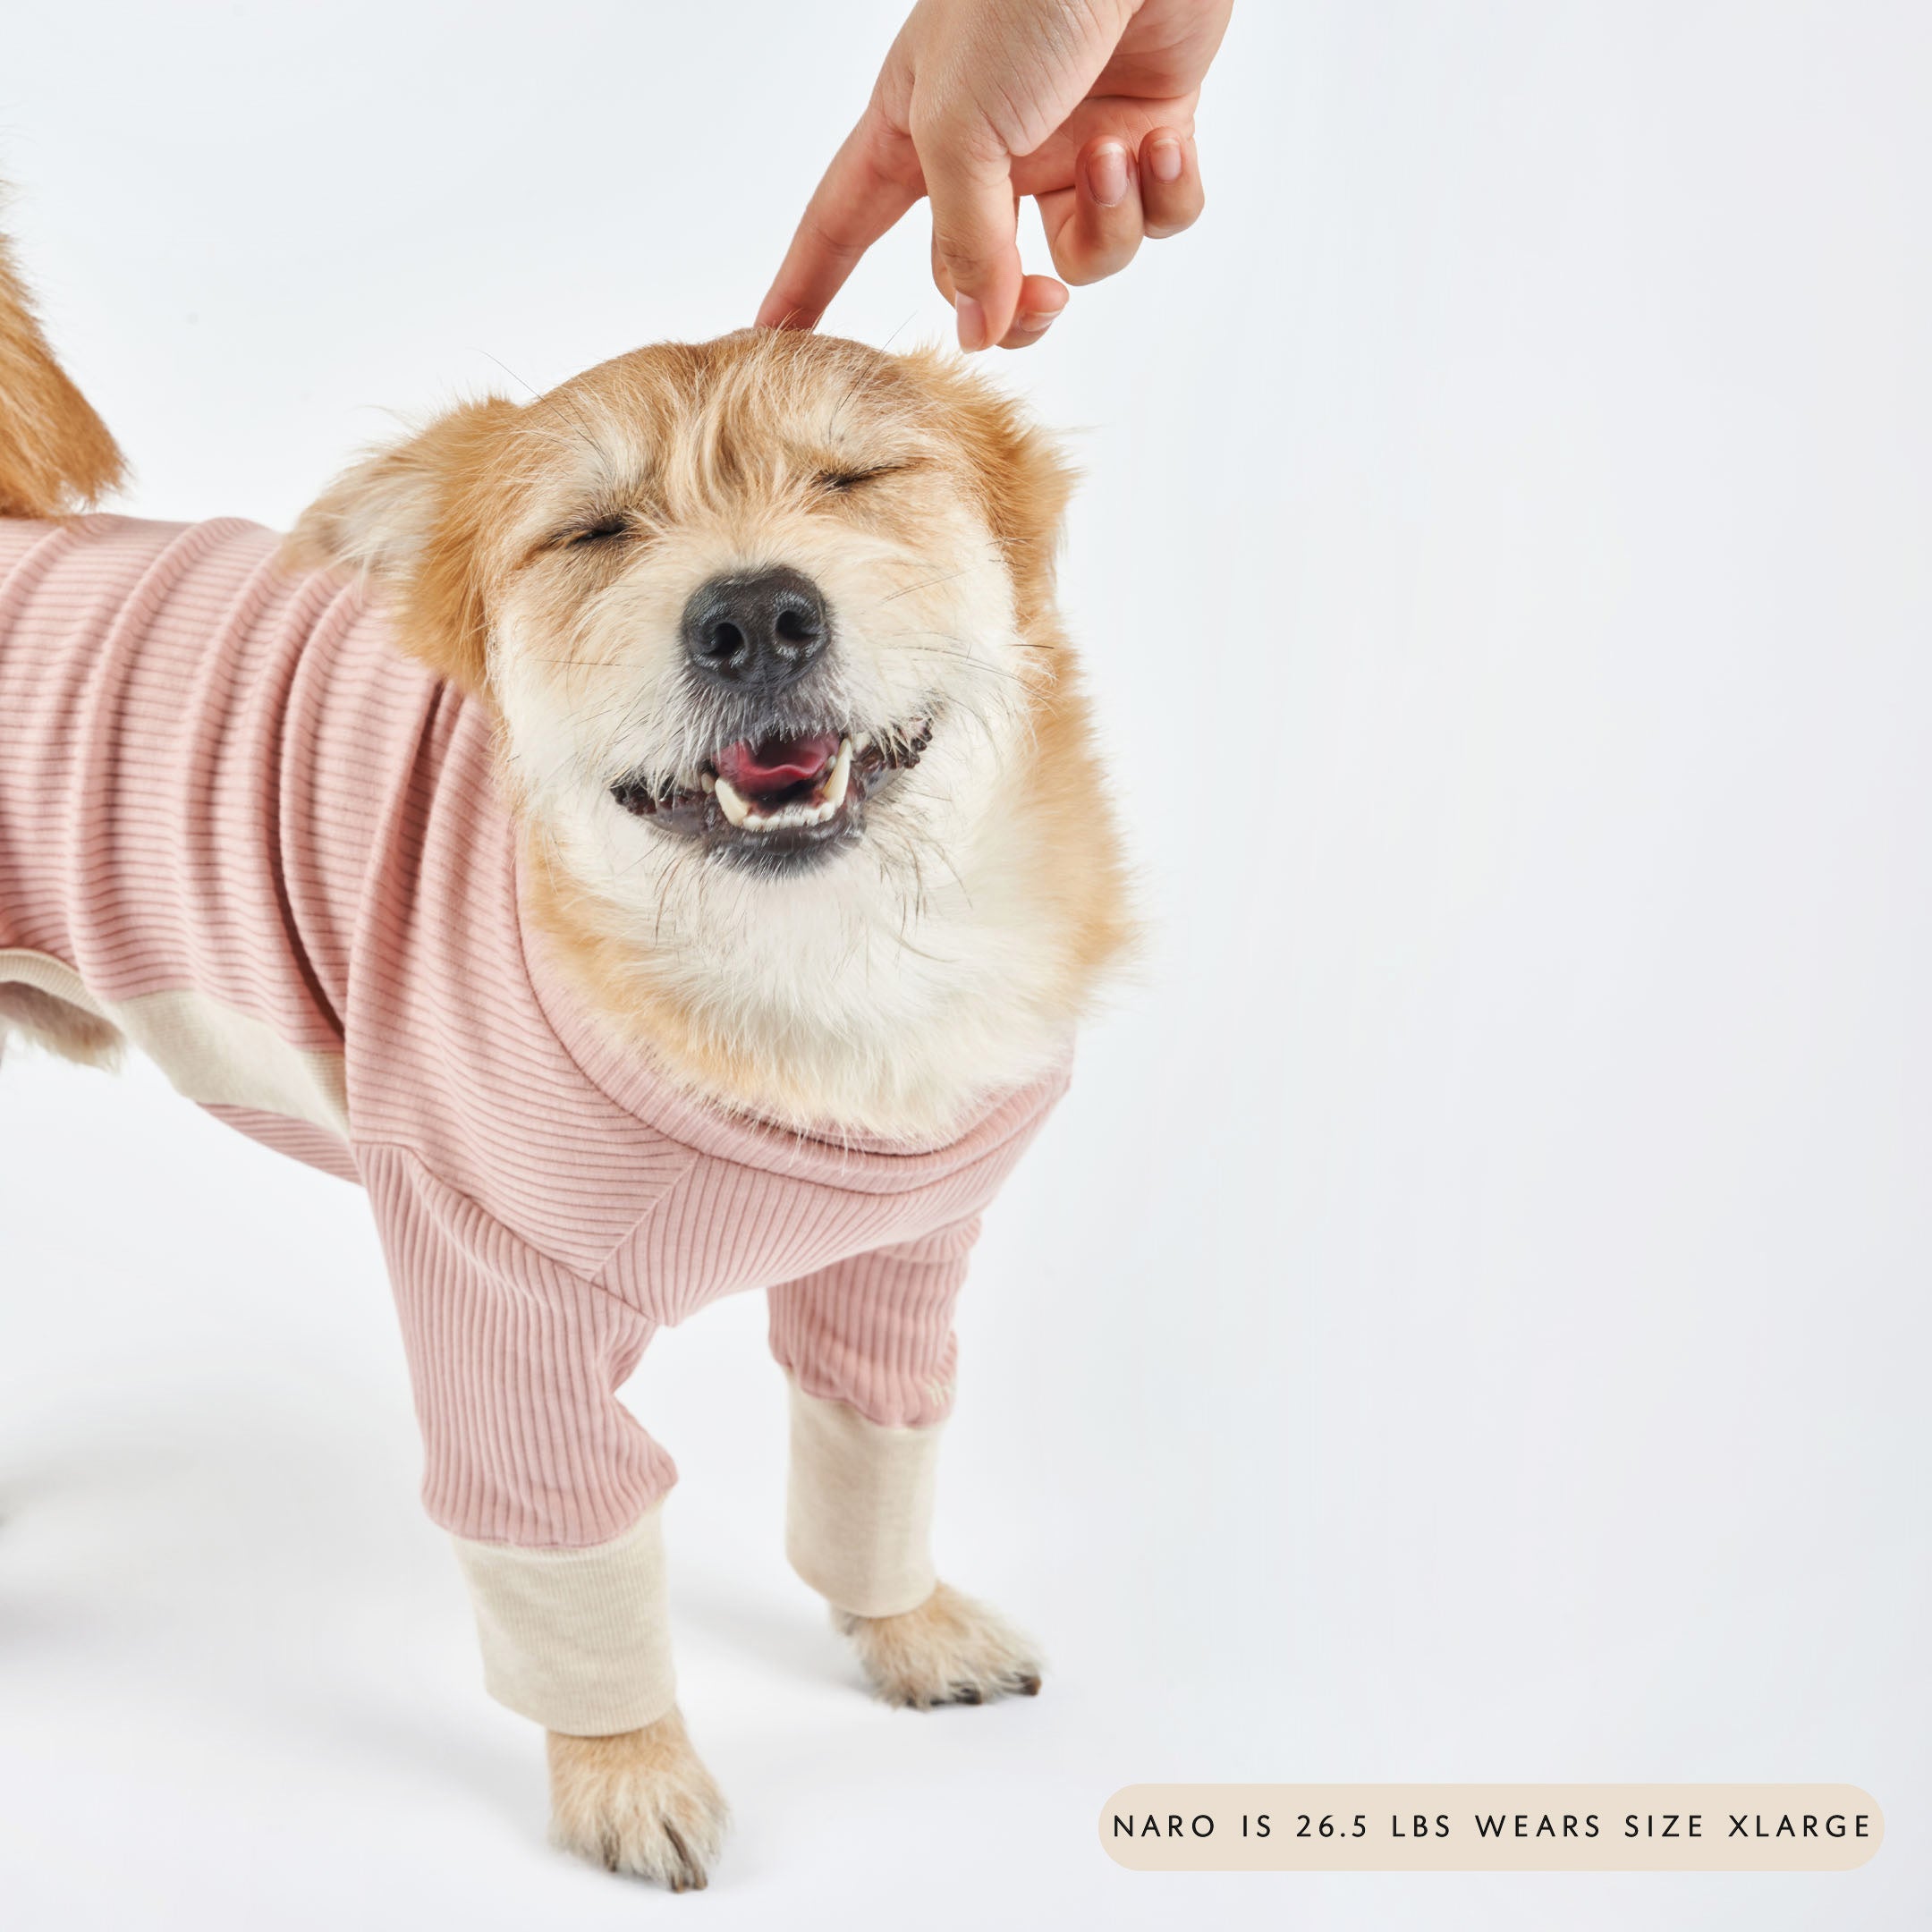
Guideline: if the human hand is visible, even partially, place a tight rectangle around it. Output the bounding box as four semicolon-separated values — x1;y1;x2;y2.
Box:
756;0;1233;352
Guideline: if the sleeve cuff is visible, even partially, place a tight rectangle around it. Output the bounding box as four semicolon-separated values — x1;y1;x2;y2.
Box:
784;1373;942;1618
451;1503;675;1735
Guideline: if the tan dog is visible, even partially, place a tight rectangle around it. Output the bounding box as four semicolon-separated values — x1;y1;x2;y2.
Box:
0;218;1128;1888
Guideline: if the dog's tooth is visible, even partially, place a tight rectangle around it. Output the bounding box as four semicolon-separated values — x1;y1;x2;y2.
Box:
714;775;752;827
823;739;853;812
714;748;852;835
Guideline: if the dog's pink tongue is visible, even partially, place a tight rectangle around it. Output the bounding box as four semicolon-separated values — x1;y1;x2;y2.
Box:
716;732;841;794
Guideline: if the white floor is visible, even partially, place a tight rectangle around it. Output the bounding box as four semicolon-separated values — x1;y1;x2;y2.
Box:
4;3;1930;1927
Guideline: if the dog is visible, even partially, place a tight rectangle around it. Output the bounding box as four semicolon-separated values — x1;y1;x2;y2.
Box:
0;214;1129;1887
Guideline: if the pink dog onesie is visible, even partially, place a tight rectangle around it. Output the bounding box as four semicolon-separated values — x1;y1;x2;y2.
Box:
0;512;1067;1733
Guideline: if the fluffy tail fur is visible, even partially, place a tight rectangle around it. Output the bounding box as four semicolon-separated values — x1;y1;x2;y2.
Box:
0;204;129;1065
0;214;124;518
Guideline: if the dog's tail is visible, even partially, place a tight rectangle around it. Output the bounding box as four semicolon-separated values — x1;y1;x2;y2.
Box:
0;210;125;518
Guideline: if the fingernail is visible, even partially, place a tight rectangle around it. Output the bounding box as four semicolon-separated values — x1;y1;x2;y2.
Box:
1148;138;1183;185
954;292;987;352
1088;141;1130;208
1013;309;1056;337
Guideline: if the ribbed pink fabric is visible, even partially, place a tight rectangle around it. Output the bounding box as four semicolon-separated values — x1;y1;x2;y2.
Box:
1;515;1068;1549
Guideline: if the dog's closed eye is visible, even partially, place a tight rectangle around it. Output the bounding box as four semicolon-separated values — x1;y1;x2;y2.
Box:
816;466;902;495
558;514;631;547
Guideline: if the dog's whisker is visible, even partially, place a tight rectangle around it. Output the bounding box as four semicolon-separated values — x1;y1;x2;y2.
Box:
877;564;975;605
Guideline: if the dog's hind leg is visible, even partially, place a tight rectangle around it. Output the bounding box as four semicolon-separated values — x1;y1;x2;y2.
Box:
0;983;123;1069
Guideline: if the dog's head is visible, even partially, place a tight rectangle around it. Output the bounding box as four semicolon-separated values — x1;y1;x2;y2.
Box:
298;329;1064;877
292;328;1125;1130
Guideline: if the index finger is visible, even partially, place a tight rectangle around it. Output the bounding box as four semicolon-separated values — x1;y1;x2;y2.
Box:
756;114;919;331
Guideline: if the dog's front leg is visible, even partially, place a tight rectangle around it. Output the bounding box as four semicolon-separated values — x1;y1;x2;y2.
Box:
371;1155;728;1885
547;1710;724;1890
451;1501;730;1888
769;1227;1044;1708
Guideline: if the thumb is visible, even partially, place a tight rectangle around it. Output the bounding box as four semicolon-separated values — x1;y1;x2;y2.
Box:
919;129;1023;352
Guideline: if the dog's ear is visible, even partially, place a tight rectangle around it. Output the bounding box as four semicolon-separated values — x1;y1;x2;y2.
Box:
287;397;521;695
902;352;1074;635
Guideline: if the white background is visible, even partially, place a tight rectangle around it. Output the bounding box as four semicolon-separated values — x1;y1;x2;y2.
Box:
3;3;1928;1926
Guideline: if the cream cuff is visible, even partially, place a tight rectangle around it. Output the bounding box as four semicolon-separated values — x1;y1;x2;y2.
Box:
784;1375;943;1618
451;1504;674;1736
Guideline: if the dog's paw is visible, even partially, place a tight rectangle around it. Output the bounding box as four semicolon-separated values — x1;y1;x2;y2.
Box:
547;1707;728;1890
836;1580;1043;1709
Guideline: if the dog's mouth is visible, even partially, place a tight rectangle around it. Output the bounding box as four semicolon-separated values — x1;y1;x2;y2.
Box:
611;720;931;870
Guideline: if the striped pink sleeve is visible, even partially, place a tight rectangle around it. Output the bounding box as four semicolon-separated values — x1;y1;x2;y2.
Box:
360;1143;674;1548
767;1217;983;1620
767;1214;983;1430
360;1143;687;1734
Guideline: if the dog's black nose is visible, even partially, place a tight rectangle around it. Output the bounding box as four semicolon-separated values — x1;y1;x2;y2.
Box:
682;567;829;689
